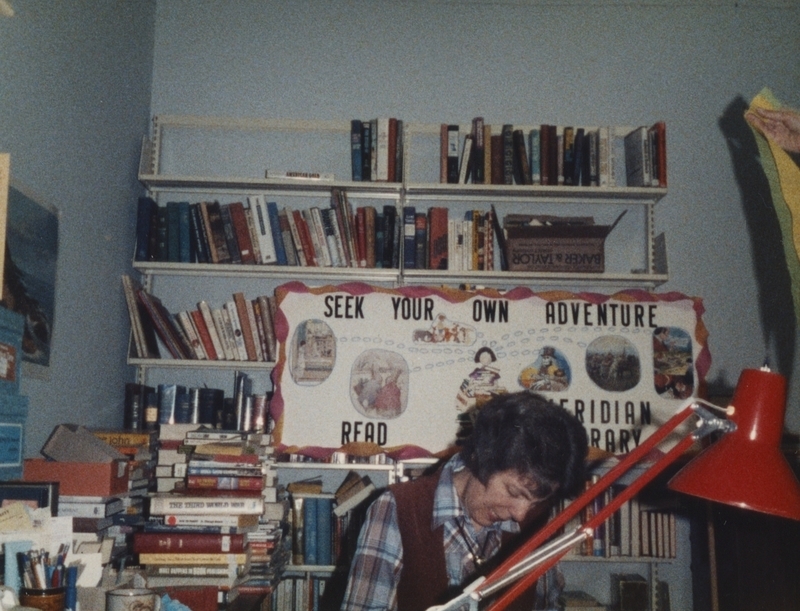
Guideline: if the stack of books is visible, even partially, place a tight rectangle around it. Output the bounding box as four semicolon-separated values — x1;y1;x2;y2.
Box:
141;426;286;599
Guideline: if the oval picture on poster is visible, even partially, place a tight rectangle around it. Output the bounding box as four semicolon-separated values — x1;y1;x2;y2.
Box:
350;349;409;419
652;326;694;399
518;345;572;392
289;319;336;386
585;335;641;392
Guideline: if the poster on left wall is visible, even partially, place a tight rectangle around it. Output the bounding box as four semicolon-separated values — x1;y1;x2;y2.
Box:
1;182;59;377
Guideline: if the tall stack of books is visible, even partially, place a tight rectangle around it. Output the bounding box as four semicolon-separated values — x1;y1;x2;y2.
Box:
140;427;286;600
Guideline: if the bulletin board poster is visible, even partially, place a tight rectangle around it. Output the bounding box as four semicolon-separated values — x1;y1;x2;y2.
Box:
270;283;710;457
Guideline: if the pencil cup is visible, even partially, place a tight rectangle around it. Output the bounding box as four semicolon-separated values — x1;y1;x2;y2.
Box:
106;588;161;611
19;586;66;611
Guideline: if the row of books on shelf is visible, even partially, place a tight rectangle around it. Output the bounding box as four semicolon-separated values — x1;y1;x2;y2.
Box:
288;471;377;568
134;196;505;274
125;375;270;436
123;274;278;363
560;481;678;560
135;189;415;271
439;118;667;188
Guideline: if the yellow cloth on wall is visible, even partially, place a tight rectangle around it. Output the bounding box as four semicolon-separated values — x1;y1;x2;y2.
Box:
748;88;800;321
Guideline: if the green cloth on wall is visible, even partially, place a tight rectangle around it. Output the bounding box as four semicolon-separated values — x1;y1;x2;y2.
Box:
748;88;800;322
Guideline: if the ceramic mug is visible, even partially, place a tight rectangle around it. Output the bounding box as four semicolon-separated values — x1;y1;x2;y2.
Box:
105;588;161;611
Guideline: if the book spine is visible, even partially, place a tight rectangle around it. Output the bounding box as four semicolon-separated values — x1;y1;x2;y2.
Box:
166;201;182;262
309;207;332;267
402;206;416;269
224;302;248;361
472;117;485;184
186;475;264;491
290;209;314;266
227;202;254;263
137;552;249;565
303;496;318;565
351;119;363;181
190;309;218;361
133;533;245;554
316;496;333;566
197;301;225;361
458;135;473;184
149;496;264;515
278;206;299;266
219;203;242;264
205;201;231;263
427;207;449;271
446;125;460;183
324;207;346;268
265;201;288;265
189;202;210;263
502;124;514;185
177;311;205;359
243;204;263;264
414;212;428;269
256;295;277;363
135;197;157;261
248;195;278;264
232;292;257;361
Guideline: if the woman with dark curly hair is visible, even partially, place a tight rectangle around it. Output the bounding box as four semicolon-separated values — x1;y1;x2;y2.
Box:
341;391;588;611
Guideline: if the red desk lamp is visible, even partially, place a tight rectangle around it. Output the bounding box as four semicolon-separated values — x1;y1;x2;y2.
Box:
430;367;800;611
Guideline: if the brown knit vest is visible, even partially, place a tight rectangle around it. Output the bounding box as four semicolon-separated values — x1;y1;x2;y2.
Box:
390;469;543;611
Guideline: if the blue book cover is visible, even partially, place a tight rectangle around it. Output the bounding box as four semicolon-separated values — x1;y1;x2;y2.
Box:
402;206;416;269
165;202;182;262
303;496;318;565
351;120;363;181
177;201;192;263
316;496;334;566
158;384;187;425
265;201;288;266
135;197;157;261
189;203;210;263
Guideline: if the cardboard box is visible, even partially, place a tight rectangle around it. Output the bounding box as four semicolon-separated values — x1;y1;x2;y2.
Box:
504;211;626;273
41;424;125;463
23;458;129;496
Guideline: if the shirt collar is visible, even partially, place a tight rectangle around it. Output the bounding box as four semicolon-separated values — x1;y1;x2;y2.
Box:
432;453;519;534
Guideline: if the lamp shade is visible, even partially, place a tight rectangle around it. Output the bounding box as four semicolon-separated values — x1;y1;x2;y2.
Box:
668;368;800;520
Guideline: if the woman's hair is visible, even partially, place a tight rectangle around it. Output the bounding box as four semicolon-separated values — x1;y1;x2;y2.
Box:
459;391;588;499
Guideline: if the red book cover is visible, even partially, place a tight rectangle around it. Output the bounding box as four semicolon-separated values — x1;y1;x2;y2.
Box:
227;202;256;264
292;209;317;266
427;207;449;271
186;475;264;491
232;292;257;361
364;205;377;268
133;532;246;554
355;206;367;268
189;309;218;361
651;121;667;187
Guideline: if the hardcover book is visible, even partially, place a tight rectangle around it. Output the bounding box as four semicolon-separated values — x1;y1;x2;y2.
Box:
133;532;246;554
427;207;449;271
149;494;265;516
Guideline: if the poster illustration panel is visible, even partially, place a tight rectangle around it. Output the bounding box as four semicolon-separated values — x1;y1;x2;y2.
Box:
271;283;709;457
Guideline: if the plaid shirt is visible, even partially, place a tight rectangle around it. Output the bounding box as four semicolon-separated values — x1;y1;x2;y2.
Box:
340;454;519;611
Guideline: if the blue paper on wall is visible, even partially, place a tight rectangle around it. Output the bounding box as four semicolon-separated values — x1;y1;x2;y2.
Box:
0;307;24;395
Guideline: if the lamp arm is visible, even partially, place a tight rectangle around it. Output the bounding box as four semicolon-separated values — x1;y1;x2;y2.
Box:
483;433;697;611
478;401;697;596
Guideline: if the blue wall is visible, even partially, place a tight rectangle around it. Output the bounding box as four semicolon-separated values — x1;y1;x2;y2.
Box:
149;0;800;426
0;1;156;454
